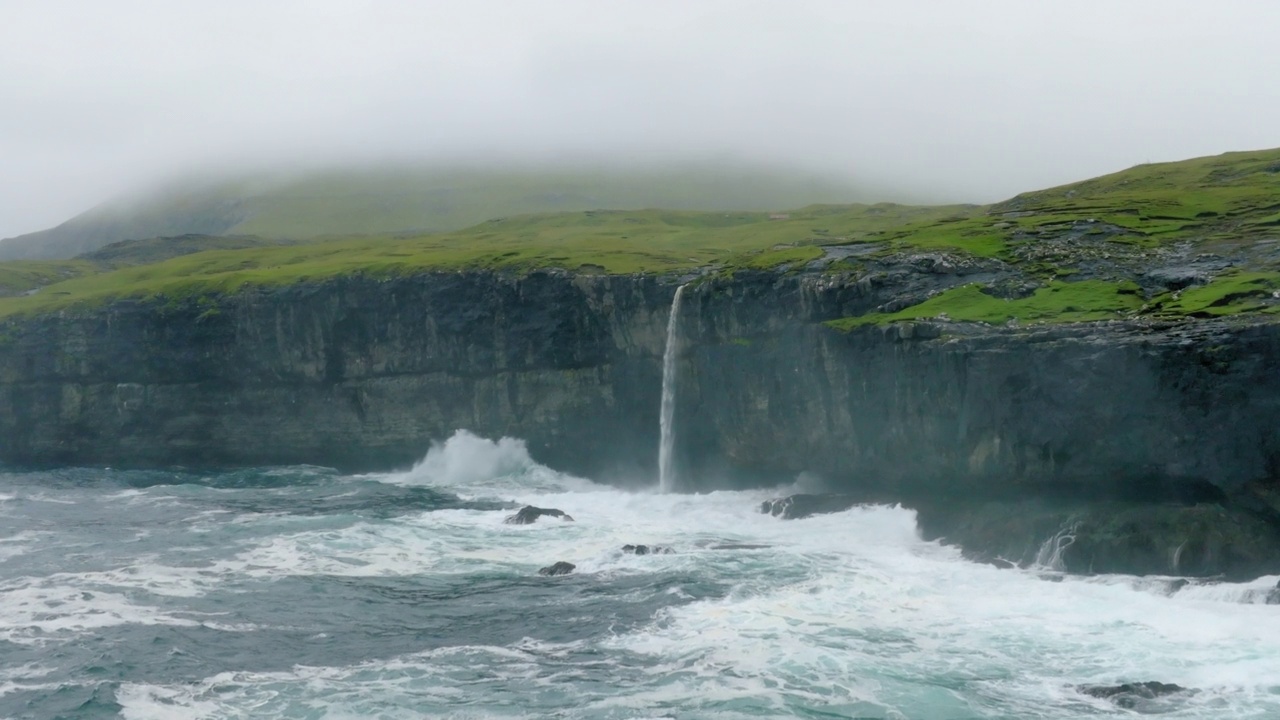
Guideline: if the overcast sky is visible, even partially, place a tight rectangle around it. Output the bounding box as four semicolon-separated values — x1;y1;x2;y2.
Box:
1;0;1277;238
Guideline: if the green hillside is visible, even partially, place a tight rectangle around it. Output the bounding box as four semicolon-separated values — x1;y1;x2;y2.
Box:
1;148;1279;324
0;203;965;317
0;164;865;261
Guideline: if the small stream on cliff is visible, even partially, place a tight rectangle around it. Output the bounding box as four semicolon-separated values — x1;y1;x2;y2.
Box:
1;430;1279;719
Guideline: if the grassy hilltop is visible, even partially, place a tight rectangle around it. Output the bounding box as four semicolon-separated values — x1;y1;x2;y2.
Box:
1;148;1278;325
0;164;864;261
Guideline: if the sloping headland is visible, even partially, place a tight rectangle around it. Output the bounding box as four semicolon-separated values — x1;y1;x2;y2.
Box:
3;148;1280;579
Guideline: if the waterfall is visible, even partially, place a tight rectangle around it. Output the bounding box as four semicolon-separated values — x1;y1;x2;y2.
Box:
658;284;687;493
1034;521;1079;571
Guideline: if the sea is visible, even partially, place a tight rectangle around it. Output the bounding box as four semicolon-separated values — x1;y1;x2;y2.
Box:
2;430;1279;719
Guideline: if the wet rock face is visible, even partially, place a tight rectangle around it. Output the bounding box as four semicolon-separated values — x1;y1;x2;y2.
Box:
505;506;575;525
4;268;1280;578
759;491;1280;579
538;561;575;576
910;496;1280;580
1079;681;1189;710
759;494;864;520
621;544;673;555
0;271;673;479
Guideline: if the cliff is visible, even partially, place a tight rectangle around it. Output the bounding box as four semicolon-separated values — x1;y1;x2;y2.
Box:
4;147;1280;577
4;266;1280;577
0;273;671;478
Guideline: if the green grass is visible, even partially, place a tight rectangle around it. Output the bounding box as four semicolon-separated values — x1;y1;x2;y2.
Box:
826;280;1145;330
729;245;825;270
4;147;1280;322
994;148;1280;250
0;164;870;261
827;271;1280;330
1153;272;1280;317
0;205;959;317
0;260;97;297
881;215;1007;257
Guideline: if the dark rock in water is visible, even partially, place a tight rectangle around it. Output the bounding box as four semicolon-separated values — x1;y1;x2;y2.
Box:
538;561;576;576
912;497;1280;580
505;506;575;525
1079;681;1189;709
622;544;673;555
760;494;863;520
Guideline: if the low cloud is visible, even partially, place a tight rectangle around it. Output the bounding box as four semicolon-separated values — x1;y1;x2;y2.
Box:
2;0;1278;237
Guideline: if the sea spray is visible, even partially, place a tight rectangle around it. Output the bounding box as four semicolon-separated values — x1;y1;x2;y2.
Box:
658;284;687;493
1034;521;1079;571
7;458;1280;718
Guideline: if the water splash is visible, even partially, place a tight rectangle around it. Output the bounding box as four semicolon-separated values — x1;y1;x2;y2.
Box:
658;284;687;493
1035;521;1079;571
383;429;595;496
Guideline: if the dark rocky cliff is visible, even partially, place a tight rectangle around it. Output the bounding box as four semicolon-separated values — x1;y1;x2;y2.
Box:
4;267;1280;577
674;271;1280;495
0;273;672;478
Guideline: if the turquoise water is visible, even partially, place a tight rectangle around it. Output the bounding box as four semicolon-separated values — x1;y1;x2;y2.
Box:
2;431;1279;719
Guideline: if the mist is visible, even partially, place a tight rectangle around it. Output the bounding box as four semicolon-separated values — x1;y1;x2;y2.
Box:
2;0;1278;238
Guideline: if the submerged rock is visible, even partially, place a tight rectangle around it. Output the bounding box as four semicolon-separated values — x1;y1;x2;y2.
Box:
622;544;673;555
759;494;863;520
538;561;576;576
1079;681;1189;709
505;506;575;525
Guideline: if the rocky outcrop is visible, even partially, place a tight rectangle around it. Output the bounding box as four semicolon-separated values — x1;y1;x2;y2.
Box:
760;494;866;520
621;544;673;555
1078;681;1190;710
505;506;575;525
537;561;576;576
762;491;1280;579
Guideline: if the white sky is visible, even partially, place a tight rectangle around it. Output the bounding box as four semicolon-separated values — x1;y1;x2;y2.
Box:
1;0;1278;238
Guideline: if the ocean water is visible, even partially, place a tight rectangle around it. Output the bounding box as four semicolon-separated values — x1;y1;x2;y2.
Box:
2;431;1279;719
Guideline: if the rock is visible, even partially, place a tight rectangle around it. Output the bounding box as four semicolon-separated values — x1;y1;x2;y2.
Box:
505;506;575;525
760;494;863;520
622;544;673;555
912;497;1280;580
1143;266;1213;291
1078;681;1189;709
1266;580;1280;605
538;561;576;576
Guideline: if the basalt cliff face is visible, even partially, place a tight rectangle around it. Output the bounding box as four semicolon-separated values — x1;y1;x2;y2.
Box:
0;273;672;477
4;267;1280;577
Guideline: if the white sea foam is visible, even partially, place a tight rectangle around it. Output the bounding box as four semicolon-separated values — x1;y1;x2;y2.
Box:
28;435;1280;717
0;582;201;645
0;530;48;563
376;429;598;497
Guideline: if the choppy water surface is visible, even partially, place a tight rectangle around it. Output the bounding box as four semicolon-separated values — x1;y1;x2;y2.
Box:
2;431;1279;719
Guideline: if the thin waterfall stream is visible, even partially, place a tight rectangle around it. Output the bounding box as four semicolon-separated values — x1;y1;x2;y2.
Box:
658;284;687;493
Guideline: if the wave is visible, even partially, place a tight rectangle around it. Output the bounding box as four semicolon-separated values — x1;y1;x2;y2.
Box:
377;429;600;497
